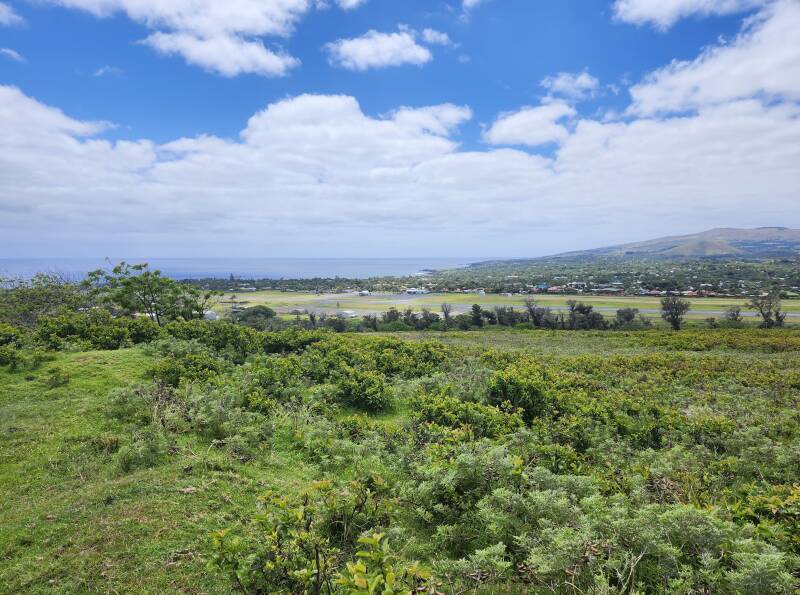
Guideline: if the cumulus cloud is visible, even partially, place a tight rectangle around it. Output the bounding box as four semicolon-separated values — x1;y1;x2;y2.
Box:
45;0;321;76
421;28;452;46
484;101;576;146
541;71;600;101
614;0;769;29
325;29;432;70
630;0;800;114
144;32;299;76
2;1;799;256
3;84;797;256
0;48;24;62
0;2;23;26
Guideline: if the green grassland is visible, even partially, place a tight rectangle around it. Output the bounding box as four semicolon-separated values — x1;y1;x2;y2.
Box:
217;290;800;322
2;326;799;592
0;349;315;592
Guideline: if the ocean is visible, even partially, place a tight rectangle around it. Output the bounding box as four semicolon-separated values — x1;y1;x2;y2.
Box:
0;257;483;280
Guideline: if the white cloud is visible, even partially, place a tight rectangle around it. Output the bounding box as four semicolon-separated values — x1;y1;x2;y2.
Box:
0;48;24;62
2;1;800;256
391;104;472;135
484;101;576;146
613;0;768;29
463;0;490;9
1;85;799;256
630;0;800;114
47;0;311;76
0;2;23;26
93;65;123;77
541;71;600;101
421;28;452;46
335;0;367;8
144;32;299;77
325;29;432;70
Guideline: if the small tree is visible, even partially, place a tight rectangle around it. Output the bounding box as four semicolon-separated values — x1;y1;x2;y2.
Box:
0;273;89;327
747;293;785;328
725;305;743;325
471;304;484;328
85;262;217;326
660;296;691;330
440;303;452;329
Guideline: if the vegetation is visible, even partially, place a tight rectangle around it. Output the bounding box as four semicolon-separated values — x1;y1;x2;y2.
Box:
1;264;799;592
189;256;800;297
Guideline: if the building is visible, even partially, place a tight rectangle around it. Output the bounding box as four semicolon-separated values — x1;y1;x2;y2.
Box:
406;288;430;295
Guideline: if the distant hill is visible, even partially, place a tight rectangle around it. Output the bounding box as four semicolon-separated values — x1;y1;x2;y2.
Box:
473;227;800;268
558;227;800;259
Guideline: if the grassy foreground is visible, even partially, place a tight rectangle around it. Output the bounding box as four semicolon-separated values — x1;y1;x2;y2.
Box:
0;349;314;592
2;328;799;592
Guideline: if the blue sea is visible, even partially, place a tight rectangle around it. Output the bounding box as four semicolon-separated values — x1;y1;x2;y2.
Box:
0;257;484;280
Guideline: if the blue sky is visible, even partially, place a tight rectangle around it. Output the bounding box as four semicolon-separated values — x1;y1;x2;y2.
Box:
0;0;798;257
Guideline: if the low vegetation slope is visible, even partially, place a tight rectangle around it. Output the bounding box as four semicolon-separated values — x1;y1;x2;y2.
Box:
1;323;800;593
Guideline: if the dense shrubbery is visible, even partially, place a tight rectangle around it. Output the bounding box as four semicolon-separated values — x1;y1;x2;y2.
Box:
35;310;162;350
2;278;799;592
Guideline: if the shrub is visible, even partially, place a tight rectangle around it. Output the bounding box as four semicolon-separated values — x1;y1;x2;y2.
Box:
34;310;161;351
334;366;393;412
148;352;224;387
0;344;22;369
486;362;550;422
0;322;21;346
210;478;393;594
413;387;523;439
114;426;168;473
44;367;70;388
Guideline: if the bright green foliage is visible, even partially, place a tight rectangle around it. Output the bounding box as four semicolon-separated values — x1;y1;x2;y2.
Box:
334;366;393;412
0;321;21;346
84;262;218;327
209;478;394;594
336;533;430;595
35;310;162;350
148;351;225;387
2;320;800;593
412;386;523;439
486;361;550;422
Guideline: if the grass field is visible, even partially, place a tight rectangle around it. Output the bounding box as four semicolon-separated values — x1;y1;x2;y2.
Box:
216;290;800;321
0;349;315;592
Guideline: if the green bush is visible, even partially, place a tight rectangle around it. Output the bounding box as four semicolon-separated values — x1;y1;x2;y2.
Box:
486;361;550;422
114;426;168;473
148;352;224;387
334;366;393;412
413;386;523;439
34;310;161;351
0;321;21;346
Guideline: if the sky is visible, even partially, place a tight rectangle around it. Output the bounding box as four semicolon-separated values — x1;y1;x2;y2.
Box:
0;0;798;258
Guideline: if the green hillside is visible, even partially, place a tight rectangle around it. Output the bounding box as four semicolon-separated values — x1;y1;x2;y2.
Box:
2;327;799;593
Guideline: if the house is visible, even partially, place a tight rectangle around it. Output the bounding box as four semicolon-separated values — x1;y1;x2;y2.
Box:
406;288;430;295
358;290;371;296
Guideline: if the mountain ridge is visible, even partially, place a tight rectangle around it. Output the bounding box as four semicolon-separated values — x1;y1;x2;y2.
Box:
552;227;800;259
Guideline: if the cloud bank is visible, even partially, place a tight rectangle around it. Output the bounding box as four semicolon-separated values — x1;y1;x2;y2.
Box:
1;0;798;256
